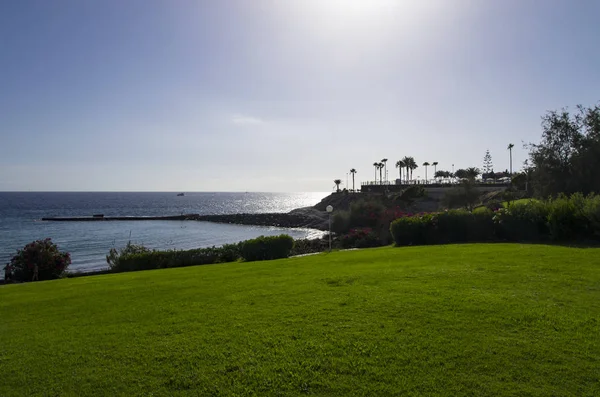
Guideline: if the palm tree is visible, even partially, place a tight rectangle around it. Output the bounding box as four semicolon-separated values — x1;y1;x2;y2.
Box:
373;162;379;185
507;143;514;175
401;156;411;184
396;160;404;184
432;162;438;181
378;162;384;185
465;167;481;181
408;157;418;183
350;168;357;192
422;162;430;184
333;179;342;193
381;158;388;184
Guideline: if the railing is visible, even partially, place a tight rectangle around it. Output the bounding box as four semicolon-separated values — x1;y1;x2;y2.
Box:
361;179;511;187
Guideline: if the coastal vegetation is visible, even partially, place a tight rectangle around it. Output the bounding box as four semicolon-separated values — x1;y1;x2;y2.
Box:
4;238;71;282
391;193;600;246
1;244;599;396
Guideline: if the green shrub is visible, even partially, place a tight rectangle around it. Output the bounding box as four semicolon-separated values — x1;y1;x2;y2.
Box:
331;211;351;234
397;185;425;202
348;199;386;228
8;238;71;282
470;210;497;242
431;210;495;244
390;216;427;246
110;243;241;273
290;238;328;256
493;200;549;242
583;195;600;239
392;194;600;247
442;182;481;210
107;241;152;271
240;234;294;262
546;193;588;241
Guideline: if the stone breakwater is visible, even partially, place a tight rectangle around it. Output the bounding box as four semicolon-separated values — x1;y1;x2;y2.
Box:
42;208;330;231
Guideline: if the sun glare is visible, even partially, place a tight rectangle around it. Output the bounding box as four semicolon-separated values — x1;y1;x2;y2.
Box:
289;0;440;37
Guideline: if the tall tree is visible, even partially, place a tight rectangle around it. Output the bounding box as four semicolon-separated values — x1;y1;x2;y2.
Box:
401;156;411;184
350;168;357;192
422;162;430;183
528;104;600;196
507;143;514;175
483;150;493;177
373;162;379;184
396;160;404;183
432;162;439;180
408;157;418;183
378;162;384;185
381;158;388;184
333;179;342;193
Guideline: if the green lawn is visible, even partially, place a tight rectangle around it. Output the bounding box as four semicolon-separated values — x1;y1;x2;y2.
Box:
1;244;599;396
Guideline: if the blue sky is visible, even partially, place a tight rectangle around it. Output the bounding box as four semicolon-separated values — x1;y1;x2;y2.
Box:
1;0;599;191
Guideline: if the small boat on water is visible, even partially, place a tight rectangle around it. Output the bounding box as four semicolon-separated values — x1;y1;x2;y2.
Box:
177;193;185;196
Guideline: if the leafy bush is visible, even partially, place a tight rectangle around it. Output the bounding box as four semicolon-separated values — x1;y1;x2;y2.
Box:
8;238;71;282
392;194;600;247
546;193;588;241
584;195;600;239
290;238;329;256
331;211;351;234
442;182;481;210
397;185;425;202
348;199;386;228
390;216;428;246
493;200;549;242
107;241;152;271
240;234;295;262
113;244;241;273
340;228;381;248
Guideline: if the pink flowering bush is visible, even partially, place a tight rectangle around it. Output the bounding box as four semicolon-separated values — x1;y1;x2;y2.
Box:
340;227;380;248
9;238;71;282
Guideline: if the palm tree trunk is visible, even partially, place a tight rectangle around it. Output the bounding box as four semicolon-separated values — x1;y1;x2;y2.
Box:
509;149;513;175
352;174;355;191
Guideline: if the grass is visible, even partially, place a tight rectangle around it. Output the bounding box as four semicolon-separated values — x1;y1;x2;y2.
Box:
1;244;599;396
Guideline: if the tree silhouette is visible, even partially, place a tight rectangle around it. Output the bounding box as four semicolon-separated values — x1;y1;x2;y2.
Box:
422;162;430;184
483;150;493;177
401;156;411;184
378;162;384;185
432;162;439;181
373;162;379;184
381;158;388;184
407;157;418;183
454;169;468;180
396;160;404;183
333;179;342;193
507;143;514;176
466;167;481;181
350;168;357;192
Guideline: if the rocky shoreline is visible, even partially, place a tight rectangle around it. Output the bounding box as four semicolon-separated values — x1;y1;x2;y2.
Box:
196;208;329;231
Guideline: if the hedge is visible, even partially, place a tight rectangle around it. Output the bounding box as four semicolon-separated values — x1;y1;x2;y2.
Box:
391;193;600;246
110;235;296;273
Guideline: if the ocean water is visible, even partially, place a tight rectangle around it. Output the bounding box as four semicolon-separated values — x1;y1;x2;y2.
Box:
0;192;327;276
